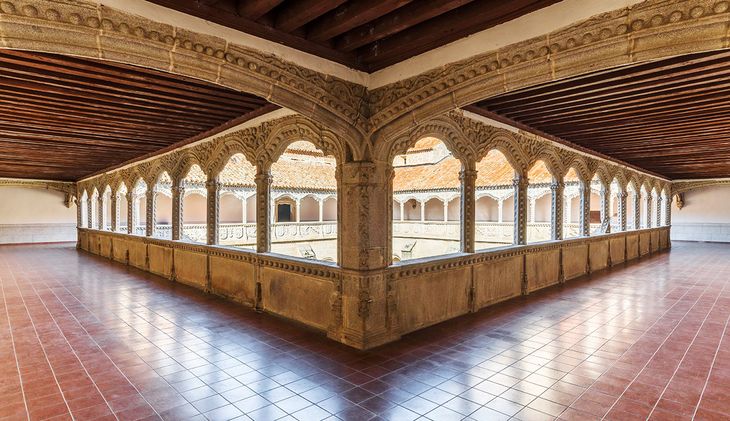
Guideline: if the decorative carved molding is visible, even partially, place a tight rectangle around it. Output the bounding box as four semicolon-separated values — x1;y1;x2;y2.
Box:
672;179;730;195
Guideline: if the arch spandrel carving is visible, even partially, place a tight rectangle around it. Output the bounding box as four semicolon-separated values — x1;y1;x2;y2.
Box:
258;117;346;170
368;0;730;137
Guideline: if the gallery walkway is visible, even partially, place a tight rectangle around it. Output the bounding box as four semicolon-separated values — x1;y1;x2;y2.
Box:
1;242;728;421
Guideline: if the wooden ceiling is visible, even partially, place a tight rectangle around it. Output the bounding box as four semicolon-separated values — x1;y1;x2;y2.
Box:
0;50;273;182
470;50;730;180
145;0;560;72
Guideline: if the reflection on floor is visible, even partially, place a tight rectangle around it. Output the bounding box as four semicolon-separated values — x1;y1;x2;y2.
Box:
0;242;728;420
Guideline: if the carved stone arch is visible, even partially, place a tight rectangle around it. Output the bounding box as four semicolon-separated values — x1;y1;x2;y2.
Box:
0;1;367;145
475;133;527;175
612;170;628;191
258;117;345;170
380;115;475;167
526;149;563;181
369;0;730;138
591;165;611;188
562;155;591;183
207;131;259;180
174;151;207;183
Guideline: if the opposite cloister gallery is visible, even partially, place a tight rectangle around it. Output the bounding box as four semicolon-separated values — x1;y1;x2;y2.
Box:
1;0;730;420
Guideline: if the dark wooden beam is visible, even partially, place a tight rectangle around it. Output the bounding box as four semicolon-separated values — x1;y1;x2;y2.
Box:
307;0;412;43
274;0;346;33
335;0;473;52
236;0;284;20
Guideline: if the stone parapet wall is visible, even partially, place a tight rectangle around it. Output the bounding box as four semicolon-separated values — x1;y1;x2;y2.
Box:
78;226;670;349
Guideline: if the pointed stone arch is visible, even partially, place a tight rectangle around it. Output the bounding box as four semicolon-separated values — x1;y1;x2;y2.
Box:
258;116;345;170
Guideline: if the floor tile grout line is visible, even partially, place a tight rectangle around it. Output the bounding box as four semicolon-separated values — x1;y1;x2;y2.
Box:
598;258;717;420
691;308;730;420
4;264;77;421
557;252;707;419
29;283;120;421
645;270;728;419
46;283;166;419
0;259;30;421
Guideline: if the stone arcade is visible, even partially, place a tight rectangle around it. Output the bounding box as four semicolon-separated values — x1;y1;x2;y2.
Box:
1;1;730;419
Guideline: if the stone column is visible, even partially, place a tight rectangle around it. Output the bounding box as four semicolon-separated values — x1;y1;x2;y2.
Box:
145;189;156;237
319;199;324;222
551;181;563;240
399;201;404;221
419;200;425;221
656;196;663;226
334;161;396;349
171;184;185;240
665;195;673;226
460;169;477;253
76;193;83;229
443;201;449;222
600;187;610;233
87;196;93;229
513;173;528;245
255;169;272;253
646;194;653;228
633;191;641;230
618;191;628;231
206;180;220;245
97;196;104;230
110;194;118;232
126;191;134;234
579;182;590;236
295;198;301;222
497;199;504;223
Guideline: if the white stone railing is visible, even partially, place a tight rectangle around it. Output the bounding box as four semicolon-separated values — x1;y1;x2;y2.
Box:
393;221;601;244
148;222;339;245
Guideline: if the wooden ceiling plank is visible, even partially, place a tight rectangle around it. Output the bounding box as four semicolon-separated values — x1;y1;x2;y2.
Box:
307;0;413;43
237;0;285;20
357;0;561;69
274;0;347;32
335;0;473;52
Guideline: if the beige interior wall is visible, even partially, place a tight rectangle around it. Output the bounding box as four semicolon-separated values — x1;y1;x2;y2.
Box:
0;187;75;224
672;185;730;243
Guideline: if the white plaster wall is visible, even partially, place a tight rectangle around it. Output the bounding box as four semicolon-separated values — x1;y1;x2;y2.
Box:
220;195;243;223
0;186;77;243
672;185;730;243
184;194;207;224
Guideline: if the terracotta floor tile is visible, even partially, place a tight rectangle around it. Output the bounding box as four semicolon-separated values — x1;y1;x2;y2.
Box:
2;243;730;421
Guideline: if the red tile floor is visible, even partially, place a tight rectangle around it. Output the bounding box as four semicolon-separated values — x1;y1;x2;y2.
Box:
1;242;729;421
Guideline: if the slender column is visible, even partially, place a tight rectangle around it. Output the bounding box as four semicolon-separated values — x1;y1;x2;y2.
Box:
498;199;504;223
97;196;104;230
399;201;404;221
110;194;118;232
255;169;272;253
600;187;610;233
206;180;220;245
295;198;301;222
171;184;185;240
145;189;156;237
665;195;673;226
460;169;477;253
551;181;563;240
656;196;663;226
319;199;324;222
579;182;590;236
618;191;628;231
529;197;536;223
419;201;425;221
633;192;641;230
646;194;653;228
126;191;134;234
76;194;83;229
443;201;449;222
513;173;528;245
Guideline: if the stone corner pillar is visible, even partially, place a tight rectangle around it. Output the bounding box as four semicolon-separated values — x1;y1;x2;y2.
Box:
513;173;528;245
460;169;477;253
206;180;220;245
579;181;590;237
551;181;564;241
328;161;399;350
171;183;185;241
254;169;272;253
